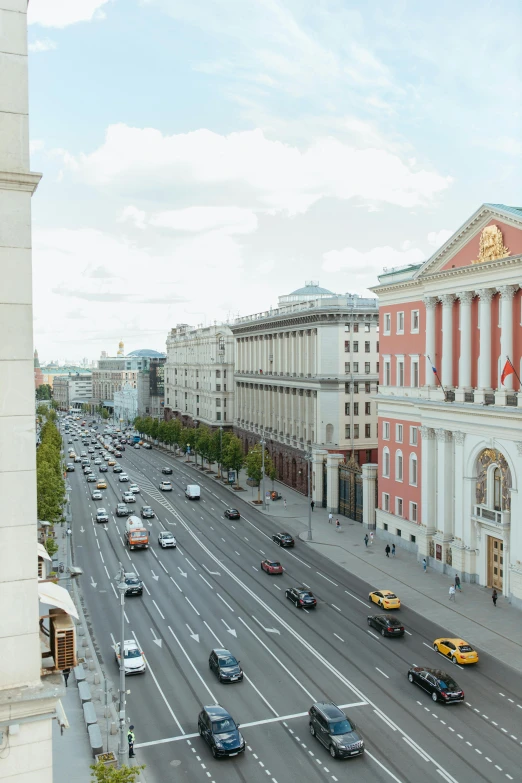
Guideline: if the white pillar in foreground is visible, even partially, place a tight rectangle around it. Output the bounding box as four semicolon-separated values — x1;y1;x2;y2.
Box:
477;288;494;390
457;291;473;389
441;294;455;388
498;285;518;390
424;296;437;387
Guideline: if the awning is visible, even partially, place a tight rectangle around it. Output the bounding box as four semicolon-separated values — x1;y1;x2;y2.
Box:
38;581;79;620
37;543;51;562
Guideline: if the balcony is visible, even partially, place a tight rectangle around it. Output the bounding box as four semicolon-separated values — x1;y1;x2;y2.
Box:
474;505;510;529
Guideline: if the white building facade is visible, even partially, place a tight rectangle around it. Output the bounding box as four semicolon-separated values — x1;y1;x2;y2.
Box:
231;284;379;499
372;204;522;607
53;372;92;411
164;324;235;430
0;3;61;780
113;383;139;426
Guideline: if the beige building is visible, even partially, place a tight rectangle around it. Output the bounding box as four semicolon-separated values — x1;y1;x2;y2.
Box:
165;324;235;429
53;372;93;411
0;3;62;780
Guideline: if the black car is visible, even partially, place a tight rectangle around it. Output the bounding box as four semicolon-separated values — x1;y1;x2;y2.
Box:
86;474;97;482
285;586;317;608
198;705;245;758
124;573;143;596
367;614;404;637
99;463;108;471
119;445;125;451
273;532;295;547
141;506;155;519
224;508;240;520
209;649;243;683
407;667;464;703
116;503;130;517
161;467;173;474
309;702;364;759
113;465;123;473
66;463;75;472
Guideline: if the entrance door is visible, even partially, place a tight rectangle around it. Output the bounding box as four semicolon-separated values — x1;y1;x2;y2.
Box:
487;537;503;590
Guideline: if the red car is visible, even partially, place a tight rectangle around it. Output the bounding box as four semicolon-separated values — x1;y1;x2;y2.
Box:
261;559;283;575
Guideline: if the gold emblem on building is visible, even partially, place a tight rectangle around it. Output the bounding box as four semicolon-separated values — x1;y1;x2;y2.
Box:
471;225;510;264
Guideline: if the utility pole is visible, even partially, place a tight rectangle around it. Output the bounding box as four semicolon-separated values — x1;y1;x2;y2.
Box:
307;450;313;541
116;563;127;767
261;431;266;508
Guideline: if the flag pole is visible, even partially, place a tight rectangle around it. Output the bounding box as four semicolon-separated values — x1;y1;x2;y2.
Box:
427;355;446;395
505;356;522;387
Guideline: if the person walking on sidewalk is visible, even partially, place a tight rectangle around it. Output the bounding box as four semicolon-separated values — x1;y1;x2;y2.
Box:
454;573;461;591
364;534;369;547
328;512;333;524
62;668;71;688
128;725;136;758
391;544;396;557
369;531;374;545
492;589;498;607
335;519;341;531
310;500;315;512
385;544;391;558
283;498;287;509
422;558;427;573
449;585;456;602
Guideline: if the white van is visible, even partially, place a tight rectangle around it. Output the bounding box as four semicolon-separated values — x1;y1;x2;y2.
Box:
185;484;201;500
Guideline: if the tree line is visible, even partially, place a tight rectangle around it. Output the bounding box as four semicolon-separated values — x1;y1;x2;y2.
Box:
36;410;65;555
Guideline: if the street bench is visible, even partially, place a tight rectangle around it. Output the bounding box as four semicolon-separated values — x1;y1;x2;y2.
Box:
83;701;97;728
88;723;103;757
74;663;86;684
78;681;91;705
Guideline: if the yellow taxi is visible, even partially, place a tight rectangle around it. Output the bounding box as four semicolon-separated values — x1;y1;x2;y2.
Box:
97;480;107;489
108;459;116;466
369;590;401;610
433;638;479;665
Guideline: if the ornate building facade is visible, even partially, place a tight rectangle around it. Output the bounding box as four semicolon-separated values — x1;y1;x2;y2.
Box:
372;204;522;606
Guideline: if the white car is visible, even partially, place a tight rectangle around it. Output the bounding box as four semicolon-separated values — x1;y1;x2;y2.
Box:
129;484;140;494
119;473;130;482
96;508;109;523
159;481;173;491
94;458;102;465
91;490;103;500
158;531;176;548
134;443;140;449
114;640;146;675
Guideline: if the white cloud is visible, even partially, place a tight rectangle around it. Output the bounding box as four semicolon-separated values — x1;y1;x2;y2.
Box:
149;206;258;235
118;205;146;230
28;0;111;28
62;124;452;214
427;229;453;248
322;245;425;279
28;39;57;52
30;139;45;154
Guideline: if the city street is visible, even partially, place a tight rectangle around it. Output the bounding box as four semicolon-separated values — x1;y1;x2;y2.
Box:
67;437;522;783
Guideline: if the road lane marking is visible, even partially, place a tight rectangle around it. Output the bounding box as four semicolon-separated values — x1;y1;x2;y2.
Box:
216;593;234;612
333;633;344;642
403;736;429;761
185;596;200;616
316;572;338;586
376;668;389;679
152;600;165;619
243;674;279;717
199;574;213;589
366;750;405;781
167;626;217;702
131;631;184;734
344;589;368;607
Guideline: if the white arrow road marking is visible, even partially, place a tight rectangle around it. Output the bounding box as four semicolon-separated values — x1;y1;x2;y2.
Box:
151;570;159;581
202;564;221;576
103;524;108;532
150;628;163;648
90;576;97;588
252;616;280;635
221;619;237;638
186;624;200;643
177;567;187;578
80;526;85;533
168;626;217;702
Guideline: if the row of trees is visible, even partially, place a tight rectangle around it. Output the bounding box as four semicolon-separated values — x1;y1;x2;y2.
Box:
37;414;65;554
133;417;275;495
35;383;52;400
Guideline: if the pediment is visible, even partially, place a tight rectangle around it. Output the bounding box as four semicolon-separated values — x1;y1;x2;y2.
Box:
414;204;522;280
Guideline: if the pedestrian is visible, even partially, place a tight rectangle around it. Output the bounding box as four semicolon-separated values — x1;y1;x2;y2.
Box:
391;544;396;557
62;668;71;687
328;512;333;524
449;585;456;602
454;573;461;591
335;518;341;531
492;589;498;607
364;534;369;547
385;544;390;558
128;725;136;758
422;557;427;573
283;498;287;509
369;531;374;545
310;500;315;512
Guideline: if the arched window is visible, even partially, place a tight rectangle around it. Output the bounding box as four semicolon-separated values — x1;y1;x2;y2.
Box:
396;450;403;481
493;467;502;511
409;453;418;486
383;447;390;478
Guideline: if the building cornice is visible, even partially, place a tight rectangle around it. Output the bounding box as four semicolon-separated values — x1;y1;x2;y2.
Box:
0;170;42;195
231;309;378;336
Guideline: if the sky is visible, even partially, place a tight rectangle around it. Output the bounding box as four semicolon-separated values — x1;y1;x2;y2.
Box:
28;0;522;362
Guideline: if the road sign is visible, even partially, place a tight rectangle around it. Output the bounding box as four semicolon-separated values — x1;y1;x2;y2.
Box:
228;470;235;484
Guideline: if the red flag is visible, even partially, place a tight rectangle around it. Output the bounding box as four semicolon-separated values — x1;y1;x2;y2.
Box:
501;359;514;385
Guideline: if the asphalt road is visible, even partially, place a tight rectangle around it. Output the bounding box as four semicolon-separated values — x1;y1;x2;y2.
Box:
64;429;522;783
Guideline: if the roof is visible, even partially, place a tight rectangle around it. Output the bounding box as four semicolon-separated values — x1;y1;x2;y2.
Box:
126;349;166;358
484;203;522;219
38;581;79;619
289;283;334;296
204;705;230;718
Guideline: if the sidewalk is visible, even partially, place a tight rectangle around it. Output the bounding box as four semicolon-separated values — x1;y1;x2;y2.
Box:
212;465;522;672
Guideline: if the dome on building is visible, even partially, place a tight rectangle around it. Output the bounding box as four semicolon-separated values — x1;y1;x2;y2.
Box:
126;349;166;358
278;281;336;306
117;340;125;356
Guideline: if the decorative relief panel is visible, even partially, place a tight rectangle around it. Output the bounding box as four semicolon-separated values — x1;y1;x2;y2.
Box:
471;225;510;264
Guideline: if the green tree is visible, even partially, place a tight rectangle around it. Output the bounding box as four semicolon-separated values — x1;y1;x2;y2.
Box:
244;442;274;501
101;408;109;420
47;408;57;423
36;384;52;400
37;404;48;418
51;399;60;410
89;761;145;783
81;403;90;414
222;435;244;489
195;426;212;467
158;421;169;444
149;419;159;440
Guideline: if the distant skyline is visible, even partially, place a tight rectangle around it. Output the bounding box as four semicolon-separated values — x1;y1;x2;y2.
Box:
28;0;522;361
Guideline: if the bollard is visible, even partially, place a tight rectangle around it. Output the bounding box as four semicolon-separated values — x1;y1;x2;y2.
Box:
110;721;118;735
77;625;85;637
84;647;92;659
93;672;100;685
82;637;89;648
87;658;95;670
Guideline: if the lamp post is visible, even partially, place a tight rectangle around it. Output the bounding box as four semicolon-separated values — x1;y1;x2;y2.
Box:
65;483;72;525
219;425;223;479
260;431;268;512
305;450;313;541
116;562;128;767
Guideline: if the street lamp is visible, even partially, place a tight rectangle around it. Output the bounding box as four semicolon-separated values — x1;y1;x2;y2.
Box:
65;483;72;525
260;431;268;513
218;425;223;479
305;450;313;541
116;562;128;768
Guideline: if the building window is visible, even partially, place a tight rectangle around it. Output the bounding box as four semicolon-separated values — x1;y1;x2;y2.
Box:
396;497;403;517
396;424;403;443
365;341;370;353
345;341;350;352
409;453;418;486
384;313;391;334
224;370;227;378
397;357;404;386
396;450;403;481
354;424;359;439
216;412;221;421
216;384;221;391
376;361;380;373
345;362;350;374
345;425;350;438
383;447;390;477
345;382;350;393
410;426;418;446
397;311;404;334
353;323;359;333
365;323;371;332
383;421;390;440
410;502;418;522
365;381;371;393
493;466;502;510
353;382;359;393
365;423;371;438
411;309;420;333
345;323;351;332
384;359;391;386
216;370;221;378
353;362;359;373
353;402;359;416
345;403;350;415
376;341;379;352
383;492;390;511
216;399;221;407
411;358;419;388
365;402;371;415
353;341;359;352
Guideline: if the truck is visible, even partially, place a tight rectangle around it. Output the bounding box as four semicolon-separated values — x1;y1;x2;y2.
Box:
133;435;141;443
125;515;149;550
185;484;201;500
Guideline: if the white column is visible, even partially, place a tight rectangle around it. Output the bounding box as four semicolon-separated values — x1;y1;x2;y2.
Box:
424;296;437;386
457;291;473;388
441;294;455;387
362;463;378;529
477;288;494;390
498;285;518;390
435;428;453;538
420;426;436;534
